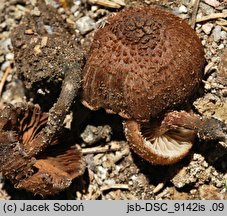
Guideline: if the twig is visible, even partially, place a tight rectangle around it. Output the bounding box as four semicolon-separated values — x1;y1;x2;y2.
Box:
153;182;165;194
216;19;227;26
82;141;122;154
111;148;129;163
0;66;12;97
27;60;83;155
100;184;129;191
191;0;200;29
196;12;227;23
216;19;227;31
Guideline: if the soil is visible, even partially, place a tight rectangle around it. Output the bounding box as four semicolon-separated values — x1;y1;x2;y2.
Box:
0;0;226;200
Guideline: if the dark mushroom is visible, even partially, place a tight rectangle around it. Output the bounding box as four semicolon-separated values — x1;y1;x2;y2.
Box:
81;7;208;164
0;103;85;196
82;7;205;122
11;0;84;154
124;111;200;165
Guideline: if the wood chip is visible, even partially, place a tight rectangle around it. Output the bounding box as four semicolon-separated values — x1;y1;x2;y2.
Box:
25;29;34;35
41;36;48;48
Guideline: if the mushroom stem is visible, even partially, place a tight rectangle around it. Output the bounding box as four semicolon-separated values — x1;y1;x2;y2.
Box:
27;61;83;155
150;111;227;142
197;118;227;142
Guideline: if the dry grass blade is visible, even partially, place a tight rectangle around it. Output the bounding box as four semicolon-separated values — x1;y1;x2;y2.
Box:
216;18;227;31
196;12;227;22
112;0;125;6
191;0;200;29
0;66;12;97
100;184;129;191
88;0;123;8
216;18;227;26
153;182;165;194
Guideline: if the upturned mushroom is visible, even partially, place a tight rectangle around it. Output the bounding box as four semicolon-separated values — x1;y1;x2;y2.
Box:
0;103;85;196
82;7;225;164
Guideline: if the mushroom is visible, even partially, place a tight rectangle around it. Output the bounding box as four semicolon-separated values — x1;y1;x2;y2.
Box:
82;7;205;121
81;7;210;164
0;103;85;196
124;111;200;165
11;0;84;154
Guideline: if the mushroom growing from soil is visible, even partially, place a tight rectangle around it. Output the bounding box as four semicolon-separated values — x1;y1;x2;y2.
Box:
82;7;225;164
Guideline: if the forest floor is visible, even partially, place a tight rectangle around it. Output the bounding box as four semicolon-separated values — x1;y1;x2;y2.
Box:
0;0;226;200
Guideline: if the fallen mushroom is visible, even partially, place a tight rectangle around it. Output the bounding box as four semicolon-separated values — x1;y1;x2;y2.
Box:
7;2;225;197
124;111;226;164
11;0;84;150
0;103;85;196
82;7;225;164
6;0;86;196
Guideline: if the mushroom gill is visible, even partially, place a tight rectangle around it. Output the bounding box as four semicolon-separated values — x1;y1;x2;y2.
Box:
0;103;85;196
17;146;85;196
124;111;202;165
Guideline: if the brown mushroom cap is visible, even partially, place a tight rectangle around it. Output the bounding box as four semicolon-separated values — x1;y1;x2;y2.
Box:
82;7;205;122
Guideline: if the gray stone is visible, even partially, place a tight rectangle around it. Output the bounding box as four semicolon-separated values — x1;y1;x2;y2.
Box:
75;16;96;35
178;5;188;14
212;26;222;42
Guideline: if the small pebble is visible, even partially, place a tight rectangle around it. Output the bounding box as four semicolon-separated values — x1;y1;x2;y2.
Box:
178;5;188;14
190;189;197;195
25;29;34;35
14;9;24;20
212;26;222;42
41;36;48;48
5;53;14;61
202;23;214;35
75;16;96;35
31;7;41;16
30;0;37;6
1;61;10;71
58;7;65;14
220;31;227;40
91;5;98;12
218;44;224;49
0;22;7;31
70;4;79;13
0;55;4;64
